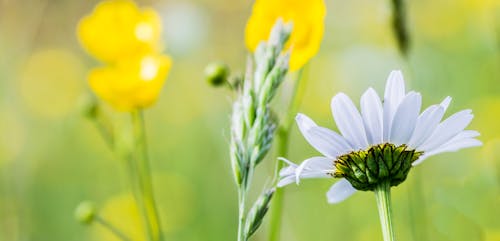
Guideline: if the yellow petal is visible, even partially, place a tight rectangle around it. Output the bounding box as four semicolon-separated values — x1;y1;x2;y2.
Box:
77;0;163;62
245;0;326;71
88;54;172;111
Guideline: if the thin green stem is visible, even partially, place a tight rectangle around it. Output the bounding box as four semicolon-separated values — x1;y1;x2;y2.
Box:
89;110;152;241
125;153;152;241
237;189;247;241
94;120;114;148
87;106;114;150
268;65;308;241
131;110;163;241
267;129;288;241
87;105;162;241
95;216;132;241
374;182;396;241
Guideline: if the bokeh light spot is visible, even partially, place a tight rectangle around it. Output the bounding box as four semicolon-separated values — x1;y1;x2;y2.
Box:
93;193;145;241
0;109;25;167
17;48;85;119
93;173;194;241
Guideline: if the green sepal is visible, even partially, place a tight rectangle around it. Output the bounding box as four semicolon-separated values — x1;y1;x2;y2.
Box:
334;143;422;191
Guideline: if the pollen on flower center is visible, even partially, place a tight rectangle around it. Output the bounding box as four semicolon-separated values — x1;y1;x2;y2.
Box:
333;143;423;191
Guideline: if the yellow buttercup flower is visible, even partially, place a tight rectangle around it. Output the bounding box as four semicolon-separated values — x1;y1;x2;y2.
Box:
78;0;162;63
89;54;172;111
78;0;172;111
245;0;326;71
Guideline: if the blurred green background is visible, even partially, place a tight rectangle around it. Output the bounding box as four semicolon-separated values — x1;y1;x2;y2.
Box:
0;0;499;241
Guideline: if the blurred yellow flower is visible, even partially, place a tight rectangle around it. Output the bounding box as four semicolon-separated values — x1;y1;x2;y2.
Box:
245;0;326;71
94;194;145;241
89;54;172;111
78;0;162;63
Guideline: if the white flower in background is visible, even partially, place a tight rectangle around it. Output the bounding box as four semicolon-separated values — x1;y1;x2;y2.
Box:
278;70;481;204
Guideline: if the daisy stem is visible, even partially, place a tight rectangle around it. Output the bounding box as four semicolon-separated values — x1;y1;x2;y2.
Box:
268;65;308;241
131;110;163;241
374;181;396;241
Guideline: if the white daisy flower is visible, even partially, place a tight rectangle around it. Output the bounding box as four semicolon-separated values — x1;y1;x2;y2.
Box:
278;70;481;204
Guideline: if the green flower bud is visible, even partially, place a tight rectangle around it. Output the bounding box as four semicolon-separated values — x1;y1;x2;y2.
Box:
204;62;229;87
74;201;96;225
334;143;422;191
79;95;100;120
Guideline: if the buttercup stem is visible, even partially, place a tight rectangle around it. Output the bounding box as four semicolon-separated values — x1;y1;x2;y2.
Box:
95;216;132;241
93;118;114;149
90;110;153;241
131;110;163;241
268;66;307;241
374;181;396;241
125;152;153;241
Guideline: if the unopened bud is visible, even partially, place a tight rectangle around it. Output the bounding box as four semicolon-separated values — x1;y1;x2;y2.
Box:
74;201;96;225
79;94;100;119
205;62;229;87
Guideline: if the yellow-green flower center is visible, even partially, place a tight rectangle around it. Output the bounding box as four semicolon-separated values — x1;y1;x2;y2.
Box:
334;143;423;191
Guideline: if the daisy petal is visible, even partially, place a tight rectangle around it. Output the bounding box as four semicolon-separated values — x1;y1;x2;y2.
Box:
390;92;421;145
417;110;473;151
383;70;406;141
440;96;452;110
277;176;296;187
295;113;317;131
308;127;352;156
296;113;350;158
453;130;480;139
326;178;357;204
407;105;444;148
277;158;298;187
408;96;453;148
278;163;297;177
277;157;332;187
331;93;369;149
295;157;333;184
428;138;481;157
413;135;481;166
426;130;481;153
360;88;383;145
